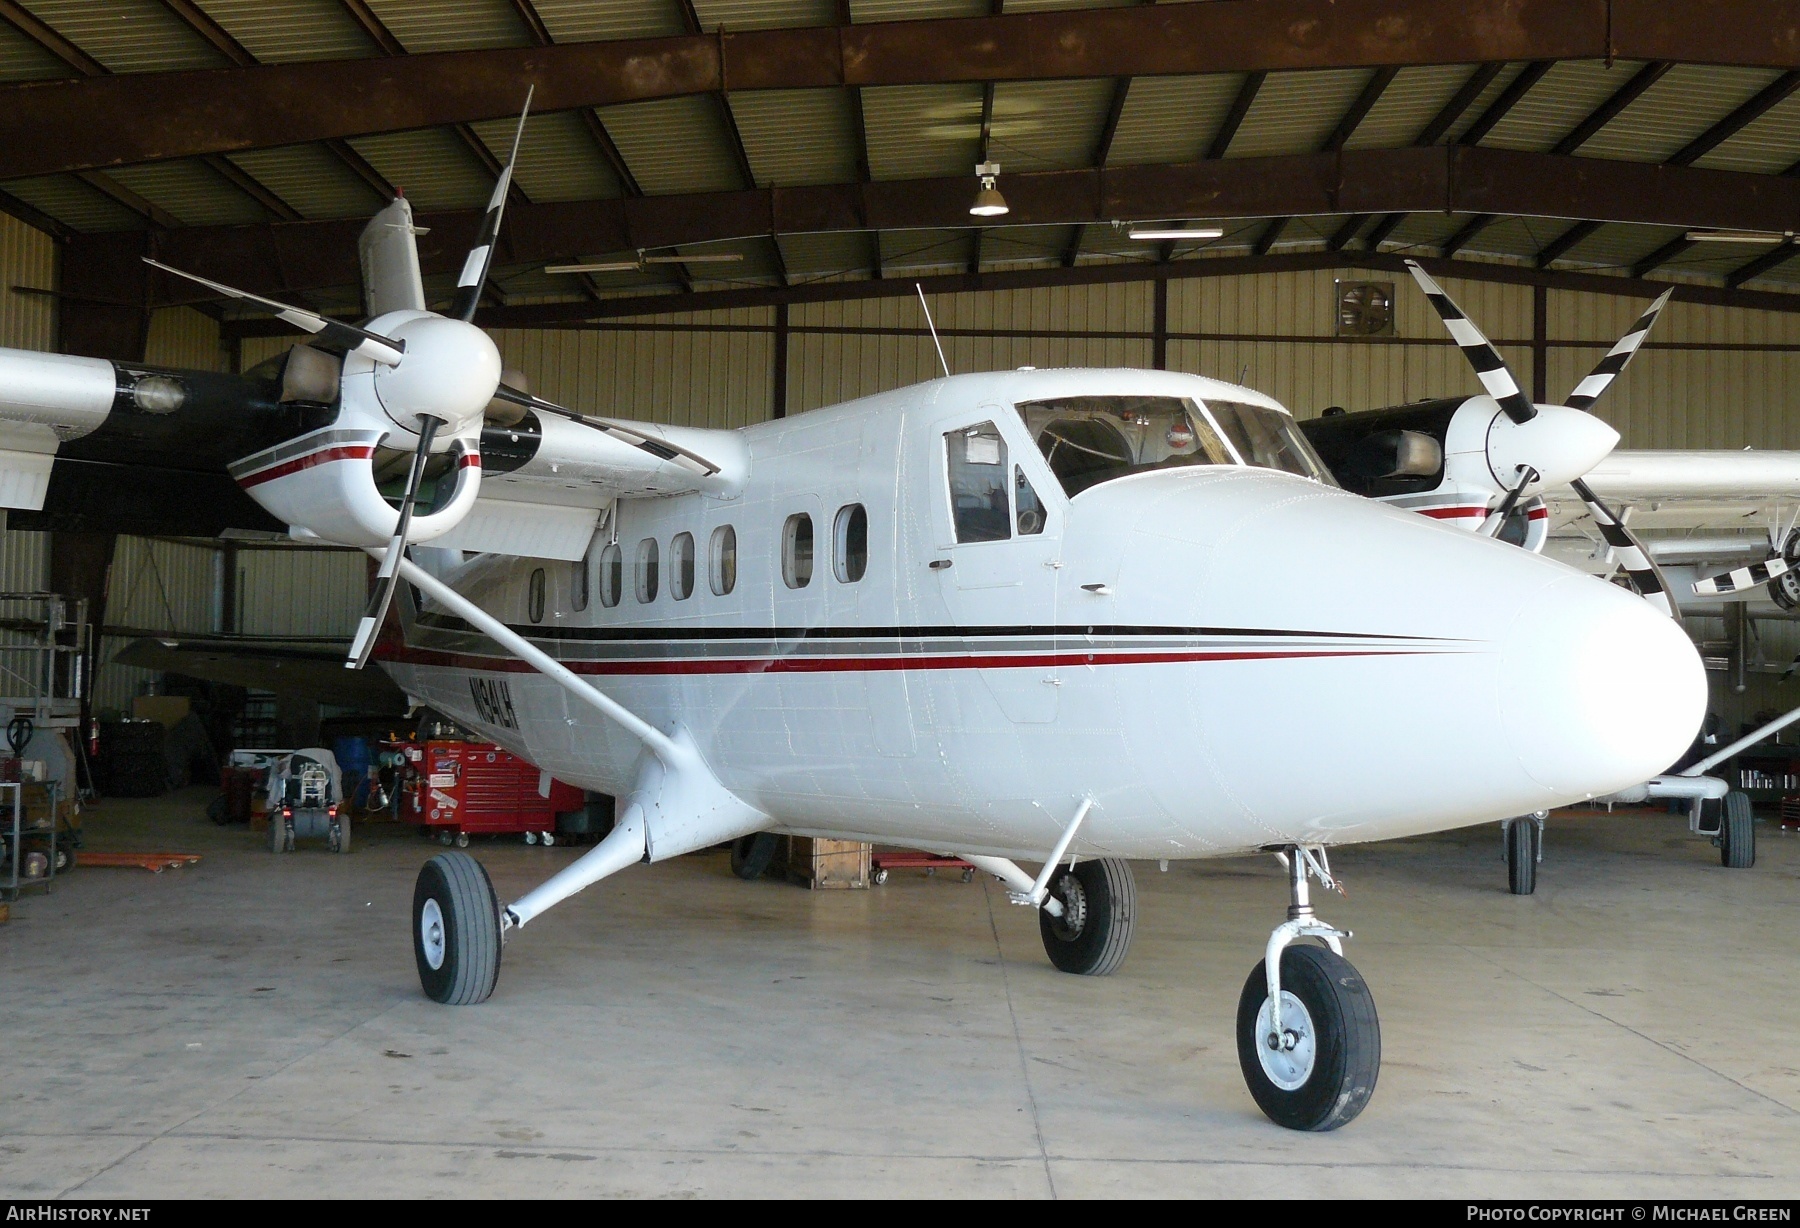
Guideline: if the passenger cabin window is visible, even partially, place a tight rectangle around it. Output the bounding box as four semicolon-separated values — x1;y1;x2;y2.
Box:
834;504;867;583
945;423;1010;543
782;514;814;589
598;543;622;608
635;538;659;603
710;525;737;596
670;532;695;600
1015;467;1045;535
571;554;590;611
528;568;546;623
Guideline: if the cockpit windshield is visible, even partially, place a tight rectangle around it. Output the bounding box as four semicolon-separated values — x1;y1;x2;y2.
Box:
1015;394;1330;496
1204;400;1332;483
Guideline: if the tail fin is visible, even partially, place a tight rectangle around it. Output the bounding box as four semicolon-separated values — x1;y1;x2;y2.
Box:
358;197;426;319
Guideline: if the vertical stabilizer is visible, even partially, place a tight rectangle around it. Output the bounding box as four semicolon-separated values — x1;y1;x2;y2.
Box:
358;197;427;318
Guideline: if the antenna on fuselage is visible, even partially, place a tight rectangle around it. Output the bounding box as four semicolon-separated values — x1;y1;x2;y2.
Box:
916;283;951;378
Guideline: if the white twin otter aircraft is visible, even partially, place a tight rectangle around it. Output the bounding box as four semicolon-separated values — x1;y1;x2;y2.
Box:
0;107;1720;1132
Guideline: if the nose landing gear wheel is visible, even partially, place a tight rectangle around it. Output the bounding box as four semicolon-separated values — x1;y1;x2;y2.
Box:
1720;790;1755;869
1038;858;1136;976
1504;816;1539;895
413;852;502;1005
729;833;779;881
1236;944;1380;1131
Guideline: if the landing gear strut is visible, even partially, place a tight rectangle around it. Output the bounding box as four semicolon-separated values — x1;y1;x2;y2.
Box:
1235;846;1380;1131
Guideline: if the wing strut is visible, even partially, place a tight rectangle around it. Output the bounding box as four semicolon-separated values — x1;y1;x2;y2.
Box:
387;549;676;762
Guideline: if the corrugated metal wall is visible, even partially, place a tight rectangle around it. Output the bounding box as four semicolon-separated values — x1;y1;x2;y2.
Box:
93;537;219;713
492;308;776;428
143;304;227;371
0;215;56;701
493;270;1798;456
235;548;366;638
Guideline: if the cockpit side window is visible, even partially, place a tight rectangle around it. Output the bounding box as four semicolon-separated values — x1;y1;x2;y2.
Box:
1018;395;1233;497
945;423;1011;543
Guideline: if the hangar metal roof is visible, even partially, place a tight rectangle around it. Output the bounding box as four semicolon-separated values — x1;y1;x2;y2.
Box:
2;0;1799;329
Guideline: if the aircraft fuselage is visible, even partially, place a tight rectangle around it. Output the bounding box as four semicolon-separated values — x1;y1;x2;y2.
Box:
379;369;1704;862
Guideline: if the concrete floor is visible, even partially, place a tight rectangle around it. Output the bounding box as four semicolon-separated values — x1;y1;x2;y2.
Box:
1;788;1797;1199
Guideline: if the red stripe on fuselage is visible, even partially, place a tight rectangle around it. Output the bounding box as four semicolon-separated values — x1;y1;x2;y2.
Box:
237;444;376;489
1416;506;1486;520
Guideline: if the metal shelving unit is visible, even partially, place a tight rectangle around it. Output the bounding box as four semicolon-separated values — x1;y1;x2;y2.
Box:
0;779;66;901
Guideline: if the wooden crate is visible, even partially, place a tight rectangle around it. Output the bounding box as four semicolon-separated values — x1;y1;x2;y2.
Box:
785;837;870;889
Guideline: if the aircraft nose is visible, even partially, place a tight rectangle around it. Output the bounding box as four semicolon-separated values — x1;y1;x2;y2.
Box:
1498;573;1706;798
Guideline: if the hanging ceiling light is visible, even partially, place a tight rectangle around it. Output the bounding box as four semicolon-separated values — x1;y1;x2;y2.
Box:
545;250;745;274
1683;230;1795;244
1127;225;1226;241
969;161;1009;217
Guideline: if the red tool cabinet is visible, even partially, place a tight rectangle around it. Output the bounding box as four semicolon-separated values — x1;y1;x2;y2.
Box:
389;740;586;844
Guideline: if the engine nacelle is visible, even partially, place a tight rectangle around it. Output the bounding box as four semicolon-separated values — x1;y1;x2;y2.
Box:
228;425;483;548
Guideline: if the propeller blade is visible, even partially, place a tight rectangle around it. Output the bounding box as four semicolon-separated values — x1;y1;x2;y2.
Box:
143;259;405;366
1404;259;1536;424
347;416;442;670
1570;477;1678;618
450;87;533;322
1692;555;1792;597
1565;289;1673;411
487;383;722;477
1479;466;1538;537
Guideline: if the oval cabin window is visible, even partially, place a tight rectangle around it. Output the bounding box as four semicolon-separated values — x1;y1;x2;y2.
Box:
528;568;546;623
782;514;813;589
710;525;736;596
671;532;695;600
636;538;660;603
599;543;622;608
571;555;590;611
833;504;867;583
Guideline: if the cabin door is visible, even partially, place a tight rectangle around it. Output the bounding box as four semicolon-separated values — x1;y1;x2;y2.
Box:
930;409;1062;723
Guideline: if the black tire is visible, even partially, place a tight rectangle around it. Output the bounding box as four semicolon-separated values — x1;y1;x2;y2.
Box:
1236;944;1381;1132
1721;790;1756;869
413;852;502;1005
52;844;73;874
1038;858;1136;976
729;833;779;881
1505;818;1537;896
270;812;287;855
332;812;352;855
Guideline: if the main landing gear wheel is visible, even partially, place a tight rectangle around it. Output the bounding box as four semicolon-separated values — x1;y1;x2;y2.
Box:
1720;790;1755;869
729;833;779;881
413;851;502;1005
1039;857;1136;976
1504;816;1539;895
1236;944;1381;1132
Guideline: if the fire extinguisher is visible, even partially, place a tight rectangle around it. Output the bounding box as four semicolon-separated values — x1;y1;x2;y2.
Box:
87;717;100;760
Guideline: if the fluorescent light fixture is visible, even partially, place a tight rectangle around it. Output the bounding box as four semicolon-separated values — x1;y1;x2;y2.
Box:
1128;226;1225;241
1683;230;1794;244
546;252;745;274
970;161;1009;217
